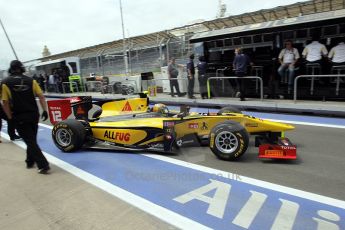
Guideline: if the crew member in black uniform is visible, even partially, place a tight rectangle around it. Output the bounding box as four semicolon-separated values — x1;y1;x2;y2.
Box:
187;54;196;99
1;60;50;174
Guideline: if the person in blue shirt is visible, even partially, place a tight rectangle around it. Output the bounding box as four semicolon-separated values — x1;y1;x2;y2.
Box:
233;48;252;101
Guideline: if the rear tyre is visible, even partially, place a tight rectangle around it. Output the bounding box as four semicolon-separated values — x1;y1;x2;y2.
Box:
52;119;86;152
217;106;242;115
209;121;249;160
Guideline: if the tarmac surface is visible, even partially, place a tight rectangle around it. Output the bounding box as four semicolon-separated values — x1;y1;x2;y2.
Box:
0;137;175;230
1;93;345;229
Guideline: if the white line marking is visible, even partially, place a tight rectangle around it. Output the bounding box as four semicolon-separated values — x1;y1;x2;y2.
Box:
37;123;345;209
0;131;211;230
271;199;299;230
232;191;267;229
265;119;345;129
144;154;345;209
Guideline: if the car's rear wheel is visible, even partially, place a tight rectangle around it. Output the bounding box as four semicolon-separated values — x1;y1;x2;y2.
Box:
209;121;249;160
52;119;86;152
217;106;242;115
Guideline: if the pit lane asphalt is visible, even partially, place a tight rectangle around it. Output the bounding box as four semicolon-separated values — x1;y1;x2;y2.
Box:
40;107;345;201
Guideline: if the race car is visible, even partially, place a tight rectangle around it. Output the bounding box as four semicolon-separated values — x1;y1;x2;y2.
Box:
47;94;297;161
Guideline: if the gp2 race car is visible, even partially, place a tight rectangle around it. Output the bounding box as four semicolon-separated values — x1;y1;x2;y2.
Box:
47;94;297;161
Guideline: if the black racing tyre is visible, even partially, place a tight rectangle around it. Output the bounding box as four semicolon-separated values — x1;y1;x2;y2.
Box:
209;121;249;161
52;119;86;152
217;106;242;115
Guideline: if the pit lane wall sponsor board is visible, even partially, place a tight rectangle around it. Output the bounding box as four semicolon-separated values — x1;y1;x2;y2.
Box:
1;124;344;230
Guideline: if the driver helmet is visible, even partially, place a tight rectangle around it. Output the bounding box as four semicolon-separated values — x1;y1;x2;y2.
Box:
152;103;169;115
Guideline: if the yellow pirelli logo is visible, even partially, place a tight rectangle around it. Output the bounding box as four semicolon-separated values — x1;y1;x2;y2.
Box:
264;150;284;156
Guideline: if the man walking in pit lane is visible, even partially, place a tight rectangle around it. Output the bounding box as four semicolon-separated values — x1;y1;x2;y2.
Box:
1;60;50;174
0;81;21;142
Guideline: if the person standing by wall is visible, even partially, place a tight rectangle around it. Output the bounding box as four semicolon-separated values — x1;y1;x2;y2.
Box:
197;56;208;99
1;60;50;174
187;54;196;99
167;58;183;97
233;48;252;101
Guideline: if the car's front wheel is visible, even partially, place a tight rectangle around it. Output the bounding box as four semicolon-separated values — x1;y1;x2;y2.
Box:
52;119;86;152
209;121;249;160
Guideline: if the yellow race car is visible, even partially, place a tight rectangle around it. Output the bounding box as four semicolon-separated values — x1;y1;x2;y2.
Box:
47;94;297;161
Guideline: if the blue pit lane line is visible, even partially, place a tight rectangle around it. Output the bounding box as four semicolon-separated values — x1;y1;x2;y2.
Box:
2;119;345;229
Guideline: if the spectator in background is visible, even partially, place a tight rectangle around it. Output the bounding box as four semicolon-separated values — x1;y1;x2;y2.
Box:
233;48;252;101
44;73;49;92
302;34;328;65
53;71;61;93
328;41;345;65
32;74;38;81
197;56;208;99
167;58;184;97
278;40;300;92
186;54;196;99
48;72;55;92
38;74;45;92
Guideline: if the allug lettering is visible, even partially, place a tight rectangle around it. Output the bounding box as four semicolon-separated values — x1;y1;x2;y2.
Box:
104;130;130;142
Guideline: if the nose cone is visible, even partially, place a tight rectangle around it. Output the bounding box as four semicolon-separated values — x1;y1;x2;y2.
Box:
265;120;295;132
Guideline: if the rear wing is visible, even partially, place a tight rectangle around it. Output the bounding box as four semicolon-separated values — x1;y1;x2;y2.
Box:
47;94;149;125
47;96;92;125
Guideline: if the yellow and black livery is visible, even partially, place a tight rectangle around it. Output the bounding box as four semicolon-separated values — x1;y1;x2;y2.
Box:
48;94;297;161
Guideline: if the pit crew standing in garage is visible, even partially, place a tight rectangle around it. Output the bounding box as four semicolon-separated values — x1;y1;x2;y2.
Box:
1;60;50;174
187;54;196;99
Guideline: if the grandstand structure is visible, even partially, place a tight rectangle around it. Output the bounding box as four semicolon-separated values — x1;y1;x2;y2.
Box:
26;0;345;77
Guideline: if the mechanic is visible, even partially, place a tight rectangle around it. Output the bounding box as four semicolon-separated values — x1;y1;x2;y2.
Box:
167;58;184;97
186;54;196;99
197;56;208;99
233;48;252;101
1;60;50;174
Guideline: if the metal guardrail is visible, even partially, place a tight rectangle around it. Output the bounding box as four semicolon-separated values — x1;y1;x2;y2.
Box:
207;76;263;100
62;82;79;94
216;68;228;78
294;74;345;102
216;68;228;92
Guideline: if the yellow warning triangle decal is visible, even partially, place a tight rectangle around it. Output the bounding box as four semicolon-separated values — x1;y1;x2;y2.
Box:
122;101;132;111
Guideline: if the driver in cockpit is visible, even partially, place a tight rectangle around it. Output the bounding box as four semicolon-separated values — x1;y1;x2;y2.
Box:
151;103;170;116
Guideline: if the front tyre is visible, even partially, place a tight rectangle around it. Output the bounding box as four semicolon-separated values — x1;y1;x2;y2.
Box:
209;121;249;160
52;119;86;152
